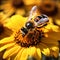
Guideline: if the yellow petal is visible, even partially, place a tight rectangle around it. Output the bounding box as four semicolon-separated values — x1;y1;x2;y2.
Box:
5;15;27;32
0;42;16;52
16;8;25;16
45;23;59;32
38;43;50;56
20;48;28;60
55;19;60;26
14;48;24;60
28;47;40;60
41;38;59;46
28;47;36;56
3;44;20;59
47;31;60;41
42;48;50;56
36;48;41;59
41;35;59;43
23;0;40;5
0;36;14;44
9;46;21;56
50;47;59;57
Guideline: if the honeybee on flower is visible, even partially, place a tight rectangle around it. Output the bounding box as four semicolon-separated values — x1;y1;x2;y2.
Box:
0;6;59;60
21;6;49;36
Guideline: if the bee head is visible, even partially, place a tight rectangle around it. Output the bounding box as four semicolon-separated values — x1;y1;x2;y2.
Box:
21;21;35;36
25;21;34;29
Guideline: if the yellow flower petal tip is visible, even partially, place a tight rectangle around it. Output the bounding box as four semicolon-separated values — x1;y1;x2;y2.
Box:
42;48;50;56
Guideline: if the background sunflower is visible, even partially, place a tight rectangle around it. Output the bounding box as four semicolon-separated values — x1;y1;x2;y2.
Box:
0;0;60;60
0;15;59;60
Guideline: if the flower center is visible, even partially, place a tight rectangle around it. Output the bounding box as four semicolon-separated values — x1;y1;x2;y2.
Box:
12;0;24;8
15;29;44;47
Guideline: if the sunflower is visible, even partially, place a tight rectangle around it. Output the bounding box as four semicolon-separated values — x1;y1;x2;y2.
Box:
0;13;13;40
0;22;13;40
0;11;13;60
0;15;59;60
0;0;25;16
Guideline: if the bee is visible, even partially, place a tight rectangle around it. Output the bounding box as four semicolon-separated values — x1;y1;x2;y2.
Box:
21;6;49;36
15;6;49;47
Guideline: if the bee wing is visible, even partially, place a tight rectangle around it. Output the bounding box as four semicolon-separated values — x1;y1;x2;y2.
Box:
28;6;38;21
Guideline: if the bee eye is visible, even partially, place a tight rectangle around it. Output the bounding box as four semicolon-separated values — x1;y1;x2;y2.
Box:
25;22;34;29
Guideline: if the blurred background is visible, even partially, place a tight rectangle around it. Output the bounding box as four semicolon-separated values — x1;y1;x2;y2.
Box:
0;0;60;60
